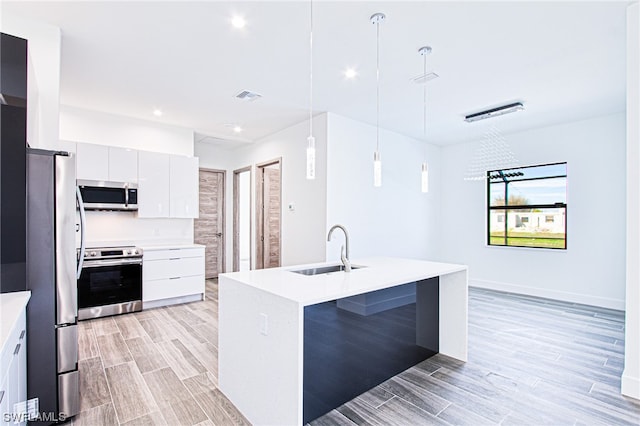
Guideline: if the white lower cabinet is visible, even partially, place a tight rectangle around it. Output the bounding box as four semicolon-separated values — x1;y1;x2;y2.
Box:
1;310;27;426
143;246;205;308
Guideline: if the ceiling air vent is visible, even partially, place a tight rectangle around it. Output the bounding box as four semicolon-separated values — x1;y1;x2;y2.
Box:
411;71;439;85
235;90;262;101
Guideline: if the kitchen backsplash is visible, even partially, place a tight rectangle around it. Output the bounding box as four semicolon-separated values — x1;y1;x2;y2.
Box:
76;210;193;248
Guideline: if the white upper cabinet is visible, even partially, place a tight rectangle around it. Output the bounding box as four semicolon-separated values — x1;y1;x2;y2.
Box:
138;151;170;218
76;143;108;181
108;147;138;182
76;143;138;183
170;155;199;218
76;143;198;219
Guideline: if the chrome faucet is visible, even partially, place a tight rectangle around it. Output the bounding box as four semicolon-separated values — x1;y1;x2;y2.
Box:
327;224;351;272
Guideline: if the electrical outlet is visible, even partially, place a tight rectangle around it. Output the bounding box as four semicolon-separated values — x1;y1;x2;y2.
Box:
259;313;268;335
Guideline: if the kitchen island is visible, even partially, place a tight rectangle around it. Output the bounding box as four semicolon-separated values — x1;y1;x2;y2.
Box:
219;257;467;425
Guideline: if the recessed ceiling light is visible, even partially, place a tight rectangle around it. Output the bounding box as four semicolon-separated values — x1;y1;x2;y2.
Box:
344;68;358;79
231;16;246;29
153;109;163;117
224;123;244;133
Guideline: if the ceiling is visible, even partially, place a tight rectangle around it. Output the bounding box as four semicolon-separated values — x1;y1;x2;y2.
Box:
2;1;628;147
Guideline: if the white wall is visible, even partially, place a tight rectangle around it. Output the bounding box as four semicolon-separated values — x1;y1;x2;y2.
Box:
60;105;194;156
623;0;640;400
196;114;328;271
440;113;626;310
238;171;251;271
61;106;196;246
2;14;61;150
325;113;442;262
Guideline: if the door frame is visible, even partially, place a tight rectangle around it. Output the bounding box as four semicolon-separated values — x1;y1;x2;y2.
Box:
198;167;226;277
255;158;282;269
233;165;252;272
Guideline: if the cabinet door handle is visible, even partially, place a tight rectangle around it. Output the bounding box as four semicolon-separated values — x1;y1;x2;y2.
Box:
169;277;181;280
14;343;21;355
169;258;180;260
19;330;26;340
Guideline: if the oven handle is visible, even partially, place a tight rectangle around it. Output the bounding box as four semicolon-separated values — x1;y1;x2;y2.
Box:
82;258;143;267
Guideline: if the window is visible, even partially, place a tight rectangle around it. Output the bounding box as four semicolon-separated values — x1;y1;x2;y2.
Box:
488;162;567;249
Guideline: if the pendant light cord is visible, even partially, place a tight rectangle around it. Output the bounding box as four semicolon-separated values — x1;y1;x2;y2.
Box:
309;0;313;138
375;19;380;152
423;53;427;138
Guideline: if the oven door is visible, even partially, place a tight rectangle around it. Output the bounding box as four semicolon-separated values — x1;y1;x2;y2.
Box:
77;258;142;311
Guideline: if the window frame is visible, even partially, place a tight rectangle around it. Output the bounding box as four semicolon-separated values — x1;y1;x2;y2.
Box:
486;162;567;250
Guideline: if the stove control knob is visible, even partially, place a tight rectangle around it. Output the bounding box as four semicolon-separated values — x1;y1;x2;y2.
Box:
133;249;139;255
90;251;97;257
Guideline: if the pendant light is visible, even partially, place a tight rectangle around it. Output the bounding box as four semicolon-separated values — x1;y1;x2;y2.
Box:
419;46;431;193
306;0;315;180
371;12;385;187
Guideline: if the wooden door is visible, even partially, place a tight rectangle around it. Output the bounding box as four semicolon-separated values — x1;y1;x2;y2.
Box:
263;168;281;268
194;169;225;278
256;160;281;269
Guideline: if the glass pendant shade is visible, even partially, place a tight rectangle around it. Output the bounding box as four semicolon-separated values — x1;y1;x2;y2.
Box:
421;162;429;193
306;135;316;180
373;151;382;187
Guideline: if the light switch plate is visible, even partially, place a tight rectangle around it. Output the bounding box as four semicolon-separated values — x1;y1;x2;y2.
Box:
259;313;268;335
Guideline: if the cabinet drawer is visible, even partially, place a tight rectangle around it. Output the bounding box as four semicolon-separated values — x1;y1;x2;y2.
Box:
144;256;204;281
143;247;204;261
143;275;205;302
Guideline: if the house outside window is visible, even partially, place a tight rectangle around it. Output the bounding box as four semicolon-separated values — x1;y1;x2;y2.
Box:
488;162;567;249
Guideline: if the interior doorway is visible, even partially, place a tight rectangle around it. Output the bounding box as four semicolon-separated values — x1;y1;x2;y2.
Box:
194;168;225;278
256;159;281;269
233;166;252;272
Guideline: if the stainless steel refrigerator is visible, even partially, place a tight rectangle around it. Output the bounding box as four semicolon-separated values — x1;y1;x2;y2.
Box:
26;148;80;423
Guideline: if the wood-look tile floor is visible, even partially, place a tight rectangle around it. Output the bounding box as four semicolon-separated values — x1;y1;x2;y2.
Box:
73;281;640;426
72;280;249;426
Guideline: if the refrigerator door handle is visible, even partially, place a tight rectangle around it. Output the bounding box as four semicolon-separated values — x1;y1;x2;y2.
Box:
56;154;78;325
76;186;86;280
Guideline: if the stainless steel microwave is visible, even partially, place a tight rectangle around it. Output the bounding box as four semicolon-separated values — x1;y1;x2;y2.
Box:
77;179;138;211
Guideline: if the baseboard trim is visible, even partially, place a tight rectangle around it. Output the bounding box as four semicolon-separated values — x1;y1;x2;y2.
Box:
470;279;625;311
622;372;640;400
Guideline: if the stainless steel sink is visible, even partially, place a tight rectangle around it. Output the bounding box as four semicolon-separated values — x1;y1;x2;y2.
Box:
291;264;364;276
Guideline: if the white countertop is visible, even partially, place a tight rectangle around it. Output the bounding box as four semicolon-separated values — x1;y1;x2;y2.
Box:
0;291;31;354
139;243;205;251
220;257;467;306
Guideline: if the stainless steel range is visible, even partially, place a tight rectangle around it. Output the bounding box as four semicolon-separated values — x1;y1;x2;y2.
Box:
77;246;143;320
